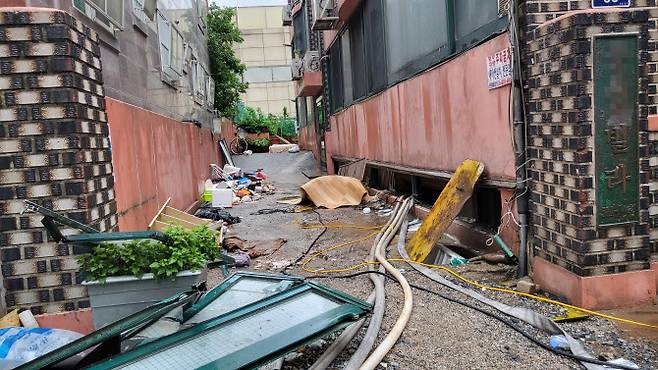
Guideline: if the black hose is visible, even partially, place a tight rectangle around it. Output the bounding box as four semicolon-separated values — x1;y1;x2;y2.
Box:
279;210;327;274
307;271;641;370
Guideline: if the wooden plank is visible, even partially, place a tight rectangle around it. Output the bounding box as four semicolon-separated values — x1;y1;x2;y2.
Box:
406;159;484;262
148;198;171;229
164;206;210;226
160;214;199;230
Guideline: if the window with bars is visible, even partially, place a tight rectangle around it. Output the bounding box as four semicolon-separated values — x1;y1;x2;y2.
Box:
292;7;309;57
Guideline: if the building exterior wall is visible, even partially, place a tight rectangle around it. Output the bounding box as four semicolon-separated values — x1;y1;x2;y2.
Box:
0;7;117;313
23;0;216;128
106;97;220;232
521;2;658;307
325;34;515;182
0;2;222;314
235;5;297;116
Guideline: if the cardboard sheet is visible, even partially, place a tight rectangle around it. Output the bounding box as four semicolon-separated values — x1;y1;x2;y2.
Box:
300;175;368;209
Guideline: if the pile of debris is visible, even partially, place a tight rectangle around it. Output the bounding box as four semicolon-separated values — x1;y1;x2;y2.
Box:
206;164;275;207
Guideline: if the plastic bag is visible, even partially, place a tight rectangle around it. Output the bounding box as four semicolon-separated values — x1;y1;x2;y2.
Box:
0;327;83;370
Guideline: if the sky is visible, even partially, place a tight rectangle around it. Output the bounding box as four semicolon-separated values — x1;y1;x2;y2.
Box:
212;0;288;7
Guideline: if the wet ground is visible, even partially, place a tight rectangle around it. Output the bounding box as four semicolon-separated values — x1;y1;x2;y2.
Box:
208;152;658;370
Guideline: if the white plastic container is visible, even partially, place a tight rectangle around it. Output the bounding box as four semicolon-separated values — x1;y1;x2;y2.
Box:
212;188;233;208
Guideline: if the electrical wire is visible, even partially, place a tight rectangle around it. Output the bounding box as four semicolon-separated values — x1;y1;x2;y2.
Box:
279;210;327;274
294;217;657;330
306;270;642;370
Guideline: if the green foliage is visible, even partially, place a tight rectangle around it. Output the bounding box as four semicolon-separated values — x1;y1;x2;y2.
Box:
247;137;271;152
77;225;219;283
208;6;248;118
234;103;297;138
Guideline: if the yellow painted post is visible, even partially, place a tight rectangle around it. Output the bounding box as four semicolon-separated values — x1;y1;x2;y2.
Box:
406;159;485;262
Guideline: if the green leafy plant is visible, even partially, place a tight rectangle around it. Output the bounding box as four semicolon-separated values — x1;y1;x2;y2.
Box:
77;225;219;283
247;137;271;153
234;104;297;139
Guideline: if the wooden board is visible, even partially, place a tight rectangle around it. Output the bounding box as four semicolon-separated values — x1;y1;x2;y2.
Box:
164;206;210;226
406;159;484;262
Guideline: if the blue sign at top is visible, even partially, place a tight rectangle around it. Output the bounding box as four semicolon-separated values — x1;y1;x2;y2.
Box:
592;0;631;8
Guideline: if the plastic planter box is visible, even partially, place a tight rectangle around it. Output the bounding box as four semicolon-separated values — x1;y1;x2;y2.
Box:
83;269;205;329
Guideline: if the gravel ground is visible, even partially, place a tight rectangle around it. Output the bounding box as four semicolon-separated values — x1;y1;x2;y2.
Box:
207;152;658;370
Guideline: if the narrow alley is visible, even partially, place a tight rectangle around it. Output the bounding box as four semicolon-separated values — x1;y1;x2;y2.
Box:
1;0;658;369
210;152;658;370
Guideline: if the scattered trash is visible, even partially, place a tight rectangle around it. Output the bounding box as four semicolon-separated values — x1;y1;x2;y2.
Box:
269;144;297;153
211;188;234;208
377;208;393;217
407;219;421;232
227;252;251;267
223;164;242;178
196;209;241;225
337;158;367;182
0;327;83;368
0;309;20;328
516;278;539;294
244;149;253;155
300;175;369;209
449;256;469;267
362;207;372;214
552;307;590;323
19;309;39;328
288;144;300;153
406;159;484;262
549;335;570;351
605;358;639;369
223;236;287;258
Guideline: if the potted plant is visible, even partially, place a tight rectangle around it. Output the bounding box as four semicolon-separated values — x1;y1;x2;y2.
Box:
78;225;219;328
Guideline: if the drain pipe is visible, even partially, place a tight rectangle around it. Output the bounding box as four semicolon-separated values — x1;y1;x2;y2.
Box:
510;0;529;278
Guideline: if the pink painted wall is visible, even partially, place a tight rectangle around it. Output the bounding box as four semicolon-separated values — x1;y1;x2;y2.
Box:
325;34;515;180
298;125;320;160
106;98;221;231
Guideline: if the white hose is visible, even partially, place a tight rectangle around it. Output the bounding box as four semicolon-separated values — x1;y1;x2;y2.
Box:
343;202;402;370
359;198;414;370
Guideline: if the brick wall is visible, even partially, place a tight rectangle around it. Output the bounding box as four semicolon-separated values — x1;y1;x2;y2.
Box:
0;8;117;314
523;5;656;276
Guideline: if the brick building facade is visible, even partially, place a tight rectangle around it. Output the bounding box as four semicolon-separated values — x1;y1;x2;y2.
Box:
0;8;117;314
521;2;658;307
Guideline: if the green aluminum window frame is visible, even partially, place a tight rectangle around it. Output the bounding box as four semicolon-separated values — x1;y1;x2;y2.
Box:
87;281;371;370
327;0;509;114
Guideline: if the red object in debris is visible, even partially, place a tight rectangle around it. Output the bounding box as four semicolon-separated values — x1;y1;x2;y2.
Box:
255;170;268;181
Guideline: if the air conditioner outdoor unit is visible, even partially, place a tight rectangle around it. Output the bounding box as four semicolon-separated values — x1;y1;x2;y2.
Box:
312;0;339;31
282;4;292;26
303;51;321;73
291;58;304;80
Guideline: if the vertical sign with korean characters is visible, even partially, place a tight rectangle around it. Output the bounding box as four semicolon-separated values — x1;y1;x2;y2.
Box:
487;48;512;90
594;35;639;226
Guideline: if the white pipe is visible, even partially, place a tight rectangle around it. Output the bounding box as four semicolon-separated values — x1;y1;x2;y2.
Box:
359;199;414;370
343;202;402;369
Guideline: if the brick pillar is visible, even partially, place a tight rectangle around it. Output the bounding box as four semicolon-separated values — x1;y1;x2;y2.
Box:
524;6;657;309
0;8;117;314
